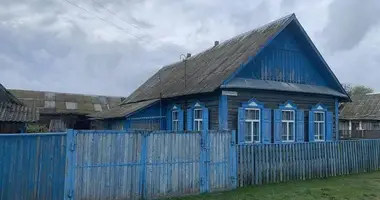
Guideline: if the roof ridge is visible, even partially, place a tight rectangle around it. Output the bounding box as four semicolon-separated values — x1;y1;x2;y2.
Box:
159;13;295;71
9;89;125;98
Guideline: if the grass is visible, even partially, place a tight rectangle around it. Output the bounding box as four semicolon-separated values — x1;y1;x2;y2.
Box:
166;171;380;200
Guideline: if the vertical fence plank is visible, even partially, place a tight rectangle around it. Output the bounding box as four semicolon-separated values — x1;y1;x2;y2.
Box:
64;129;76;200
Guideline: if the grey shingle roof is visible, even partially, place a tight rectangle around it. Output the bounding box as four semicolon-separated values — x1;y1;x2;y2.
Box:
10;89;124;115
88;99;158;119
123;14;295;104
0;102;39;122
340;93;380;120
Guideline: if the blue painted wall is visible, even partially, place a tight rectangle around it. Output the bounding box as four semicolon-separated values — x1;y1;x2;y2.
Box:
237;26;327;86
126;101;166;118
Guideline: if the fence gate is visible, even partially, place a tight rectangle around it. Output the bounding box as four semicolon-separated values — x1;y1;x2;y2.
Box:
64;129;236;200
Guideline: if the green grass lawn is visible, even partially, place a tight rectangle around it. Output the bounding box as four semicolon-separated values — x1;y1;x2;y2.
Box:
167;171;380;200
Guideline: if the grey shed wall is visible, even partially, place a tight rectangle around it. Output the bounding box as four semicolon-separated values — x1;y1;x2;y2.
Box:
227;89;337;141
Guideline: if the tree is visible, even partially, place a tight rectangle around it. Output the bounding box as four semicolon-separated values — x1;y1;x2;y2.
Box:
343;84;374;97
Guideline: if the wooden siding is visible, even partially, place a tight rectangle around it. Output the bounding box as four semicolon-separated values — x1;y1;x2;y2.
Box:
228;89;337;140
237;26;326;86
166;92;220;130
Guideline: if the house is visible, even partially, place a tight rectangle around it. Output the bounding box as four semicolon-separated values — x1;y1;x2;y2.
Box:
0;84;39;133
10;89;123;132
339;93;380;138
89;14;350;143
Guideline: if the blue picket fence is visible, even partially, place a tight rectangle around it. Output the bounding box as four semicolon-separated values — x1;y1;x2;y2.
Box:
0;132;66;200
3;130;380;200
238;140;380;187
64;129;236;200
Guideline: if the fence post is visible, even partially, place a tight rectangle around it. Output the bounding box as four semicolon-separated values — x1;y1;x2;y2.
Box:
200;130;210;193
139;132;148;199
229;130;237;189
63;129;76;200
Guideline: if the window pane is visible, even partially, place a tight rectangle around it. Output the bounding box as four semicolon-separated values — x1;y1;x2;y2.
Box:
289;122;294;140
253;122;260;142
245;122;252;142
173;121;178;131
172;111;178;120
319;123;325;140
290;111;294;120
194;109;202;119
281;122;287;141
282;110;294;120
245;109;260;120
199;121;203;131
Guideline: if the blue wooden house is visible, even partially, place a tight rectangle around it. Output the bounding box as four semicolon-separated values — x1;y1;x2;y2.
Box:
89;14;349;143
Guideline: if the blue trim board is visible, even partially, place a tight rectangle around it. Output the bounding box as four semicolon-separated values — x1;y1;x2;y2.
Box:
219;95;228;130
335;98;339;140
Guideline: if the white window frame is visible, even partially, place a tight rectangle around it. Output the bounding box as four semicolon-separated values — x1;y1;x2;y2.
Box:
193;108;203;131
245;108;261;143
314;111;325;141
282;110;295;142
172;110;179;131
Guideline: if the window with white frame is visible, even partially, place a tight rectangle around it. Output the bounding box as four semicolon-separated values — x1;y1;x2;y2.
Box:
172;110;179;131
281;110;295;142
244;108;260;143
314;111;325;141
194;108;203;131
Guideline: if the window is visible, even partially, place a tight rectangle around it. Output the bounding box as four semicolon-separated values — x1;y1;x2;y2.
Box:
194;108;203;131
65;102;78;110
245;108;260;143
314;111;325;141
281;110;295;142
172;110;179;131
44;100;55;108
94;104;102;112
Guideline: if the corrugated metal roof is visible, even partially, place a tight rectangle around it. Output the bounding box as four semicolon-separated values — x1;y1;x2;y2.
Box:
340;94;380;120
9;89;124;115
123;14;295;104
0;101;39;122
88;99;159;119
221;78;347;97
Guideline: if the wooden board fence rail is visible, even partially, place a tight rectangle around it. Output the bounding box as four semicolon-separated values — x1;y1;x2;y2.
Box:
237;140;380;187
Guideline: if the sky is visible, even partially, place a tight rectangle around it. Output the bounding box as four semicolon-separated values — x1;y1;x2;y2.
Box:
1;0;380;96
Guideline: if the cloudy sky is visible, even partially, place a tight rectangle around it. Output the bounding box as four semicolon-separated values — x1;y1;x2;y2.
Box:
1;0;380;96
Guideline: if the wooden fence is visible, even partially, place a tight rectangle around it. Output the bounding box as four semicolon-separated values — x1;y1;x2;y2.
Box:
238;140;380;187
65;129;236;200
0;132;66;200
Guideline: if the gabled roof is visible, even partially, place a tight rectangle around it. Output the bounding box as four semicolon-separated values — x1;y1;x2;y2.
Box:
123;13;348;104
123;14;294;104
10;89;123;115
340;93;380;120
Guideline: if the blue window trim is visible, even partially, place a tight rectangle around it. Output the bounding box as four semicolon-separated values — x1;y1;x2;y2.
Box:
167;104;183;131
241;98;264;143
187;101;208;131
278;101;297;143
310;103;327;142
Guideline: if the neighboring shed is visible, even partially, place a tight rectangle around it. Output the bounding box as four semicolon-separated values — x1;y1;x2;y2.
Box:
91;13;349;143
10;89;123;131
0;84;39;133
339;93;380;138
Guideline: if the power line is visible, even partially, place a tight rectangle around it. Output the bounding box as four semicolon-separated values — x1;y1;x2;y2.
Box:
61;0;181;54
90;0;183;54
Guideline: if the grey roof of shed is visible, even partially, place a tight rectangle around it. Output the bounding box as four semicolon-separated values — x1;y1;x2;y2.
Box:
0;84;39;122
222;78;347;98
0;102;39;122
10;89;124;115
123;14;294;104
340;93;380;120
88;99;158;119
